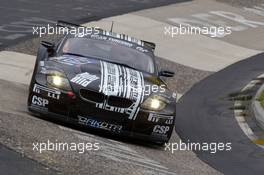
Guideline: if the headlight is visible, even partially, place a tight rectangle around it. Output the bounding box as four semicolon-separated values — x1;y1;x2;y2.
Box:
47;75;71;91
141;95;168;111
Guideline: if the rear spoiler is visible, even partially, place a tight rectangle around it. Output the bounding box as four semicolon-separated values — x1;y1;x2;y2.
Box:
56;20;156;52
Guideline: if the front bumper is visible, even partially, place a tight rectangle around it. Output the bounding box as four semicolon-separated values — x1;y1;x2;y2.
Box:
28;83;175;143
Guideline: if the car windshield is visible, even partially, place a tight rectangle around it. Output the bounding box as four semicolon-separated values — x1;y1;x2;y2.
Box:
60;37;155;73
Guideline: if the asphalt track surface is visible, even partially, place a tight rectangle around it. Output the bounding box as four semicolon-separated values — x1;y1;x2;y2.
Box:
1;0;264;174
0;0;192;174
0;144;55;175
0;53;218;175
176;53;264;175
0;0;188;49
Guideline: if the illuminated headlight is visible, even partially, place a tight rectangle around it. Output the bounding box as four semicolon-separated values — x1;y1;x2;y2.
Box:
141;95;167;111
47;75;71;91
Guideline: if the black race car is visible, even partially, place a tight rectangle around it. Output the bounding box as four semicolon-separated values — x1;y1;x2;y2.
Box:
28;21;177;145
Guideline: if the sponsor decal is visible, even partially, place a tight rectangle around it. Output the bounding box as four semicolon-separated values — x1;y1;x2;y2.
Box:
108;37;133;48
32;95;49;107
33;84;61;100
148;114;174;124
153;125;170;135
136;46;148;53
91;34;134;48
148;113;159;123
102;30;144;46
91;34;108;41
90;33;150;53
165;117;174;125
70;72;99;87
54;56;91;66
96;61;145;120
78;116;122;133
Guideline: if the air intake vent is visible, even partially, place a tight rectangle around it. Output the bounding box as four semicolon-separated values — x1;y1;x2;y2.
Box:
80;89;105;103
107;96;133;108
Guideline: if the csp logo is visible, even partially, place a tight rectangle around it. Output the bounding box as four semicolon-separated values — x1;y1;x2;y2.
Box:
32;95;49;107
153;125;170;135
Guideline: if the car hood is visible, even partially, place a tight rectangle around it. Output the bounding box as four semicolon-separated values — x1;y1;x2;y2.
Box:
50;55;167;97
48;55;175;119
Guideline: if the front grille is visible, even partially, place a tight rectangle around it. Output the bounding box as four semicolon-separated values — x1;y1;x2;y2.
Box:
107;96;133;108
80;89;134;108
80;89;105;103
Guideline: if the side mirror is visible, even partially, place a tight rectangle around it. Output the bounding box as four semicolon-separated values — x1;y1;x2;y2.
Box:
41;41;55;55
159;70;175;77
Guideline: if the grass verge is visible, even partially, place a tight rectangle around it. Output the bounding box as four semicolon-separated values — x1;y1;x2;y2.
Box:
258;90;264;108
